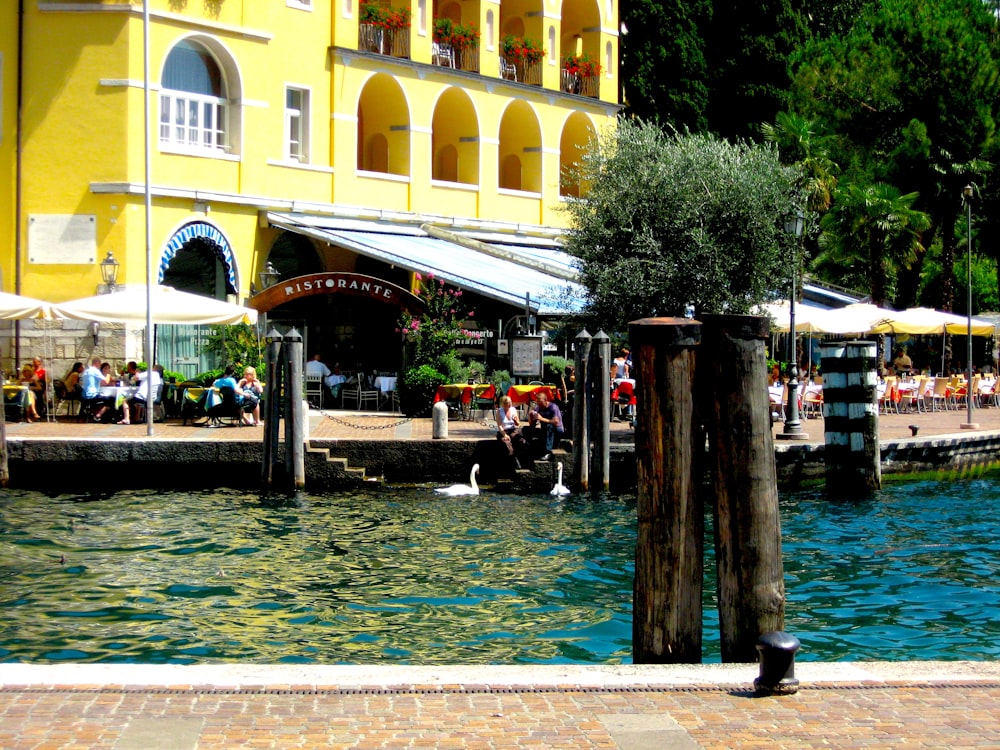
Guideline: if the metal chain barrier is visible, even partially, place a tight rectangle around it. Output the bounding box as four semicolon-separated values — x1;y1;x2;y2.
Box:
324;414;412;430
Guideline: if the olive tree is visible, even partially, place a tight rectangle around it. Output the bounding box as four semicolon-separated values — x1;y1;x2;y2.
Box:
562;119;801;332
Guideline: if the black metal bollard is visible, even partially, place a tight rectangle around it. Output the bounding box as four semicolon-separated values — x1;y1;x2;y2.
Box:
754;631;801;695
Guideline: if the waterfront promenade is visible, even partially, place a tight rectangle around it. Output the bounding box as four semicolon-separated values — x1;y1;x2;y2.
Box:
4;407;1000;747
5;399;1000;443
2;662;1000;748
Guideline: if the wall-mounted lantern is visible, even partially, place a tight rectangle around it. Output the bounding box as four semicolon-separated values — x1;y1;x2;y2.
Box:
100;251;120;291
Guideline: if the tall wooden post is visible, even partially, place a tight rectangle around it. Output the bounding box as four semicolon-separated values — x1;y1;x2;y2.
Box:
822;340;880;496
284;327;305;490
630;317;702;663
701;314;785;663
262;329;283;487
573;329;591;491
592;330;611;491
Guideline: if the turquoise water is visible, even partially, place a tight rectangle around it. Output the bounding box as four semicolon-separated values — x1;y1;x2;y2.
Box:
0;479;998;664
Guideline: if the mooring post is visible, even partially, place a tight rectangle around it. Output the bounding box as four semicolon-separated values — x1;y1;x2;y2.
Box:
754;631;801;695
822;340;881;496
432;401;449;438
592;330;611;491
262;329;283;488
284;327;306;490
701;314;785;663
629;317;702;663
573;329;591;491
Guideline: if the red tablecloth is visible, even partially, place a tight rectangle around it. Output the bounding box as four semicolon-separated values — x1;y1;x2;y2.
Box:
434;383;495;404
505;384;559;405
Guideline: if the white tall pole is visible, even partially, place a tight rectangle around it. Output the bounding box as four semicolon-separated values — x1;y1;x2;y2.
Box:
961;184;977;430
143;0;155;436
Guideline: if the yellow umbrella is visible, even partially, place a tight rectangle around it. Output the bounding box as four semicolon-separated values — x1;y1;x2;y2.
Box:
870;307;995;337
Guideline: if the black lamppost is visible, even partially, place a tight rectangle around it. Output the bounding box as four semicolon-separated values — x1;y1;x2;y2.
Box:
961;184;978;430
778;210;808;441
258;262;280;291
100;250;120;292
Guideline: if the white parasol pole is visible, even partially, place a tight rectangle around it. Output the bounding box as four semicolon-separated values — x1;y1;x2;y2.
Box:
143;0;155;436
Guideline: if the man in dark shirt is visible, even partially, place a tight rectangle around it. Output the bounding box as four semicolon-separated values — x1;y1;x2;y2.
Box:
527;390;564;460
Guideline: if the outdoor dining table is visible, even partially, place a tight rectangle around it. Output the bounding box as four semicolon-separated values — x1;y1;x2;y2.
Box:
181;386;223;424
374;376;397;394
505;384;559;405
100;385;137;409
3;384;31;420
434;383;495;420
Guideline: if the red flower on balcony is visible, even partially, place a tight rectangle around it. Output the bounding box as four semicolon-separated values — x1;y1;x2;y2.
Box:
562;52;602;78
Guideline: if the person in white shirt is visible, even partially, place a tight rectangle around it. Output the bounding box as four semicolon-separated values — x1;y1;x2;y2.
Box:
129;364;163;421
305;354;331;379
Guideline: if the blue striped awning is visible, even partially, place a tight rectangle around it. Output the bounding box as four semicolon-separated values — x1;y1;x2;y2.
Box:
158;221;237;293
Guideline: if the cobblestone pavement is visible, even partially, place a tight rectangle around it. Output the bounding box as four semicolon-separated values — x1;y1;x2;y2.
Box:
2;663;1000;749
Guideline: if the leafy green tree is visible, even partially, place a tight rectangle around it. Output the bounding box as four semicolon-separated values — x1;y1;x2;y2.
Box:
201;323;264;372
562;119;800;332
789;0;1000;310
816;182;930;308
703;0;809;141
622;0;711;131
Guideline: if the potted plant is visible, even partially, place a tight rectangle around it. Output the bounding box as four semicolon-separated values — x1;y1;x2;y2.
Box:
501;35;545;65
562;52;602;79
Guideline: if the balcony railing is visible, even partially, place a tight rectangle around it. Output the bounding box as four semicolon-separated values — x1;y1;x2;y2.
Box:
504;56;542;86
457;46;479;74
560;70;600;99
359;23;410;59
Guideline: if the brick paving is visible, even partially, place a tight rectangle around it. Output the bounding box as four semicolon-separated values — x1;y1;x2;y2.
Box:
2;664;1000;749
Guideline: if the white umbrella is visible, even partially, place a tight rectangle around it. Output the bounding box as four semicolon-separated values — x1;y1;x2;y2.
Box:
0;291;53;320
759;300;837;333
51;285;258;325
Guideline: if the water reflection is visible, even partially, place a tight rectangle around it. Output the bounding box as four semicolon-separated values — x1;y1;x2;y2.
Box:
1;479;998;664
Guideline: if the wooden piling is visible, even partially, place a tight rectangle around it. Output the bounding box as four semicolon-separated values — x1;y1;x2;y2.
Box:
629;317;702;663
573;330;591;491
592;330;611;491
700;314;785;663
822;340;881;495
262;329;283;488
284;328;305;490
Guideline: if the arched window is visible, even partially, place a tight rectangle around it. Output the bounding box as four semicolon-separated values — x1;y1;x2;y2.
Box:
160;40;229;152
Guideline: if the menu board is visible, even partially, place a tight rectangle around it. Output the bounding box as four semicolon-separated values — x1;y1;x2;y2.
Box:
511;336;543;378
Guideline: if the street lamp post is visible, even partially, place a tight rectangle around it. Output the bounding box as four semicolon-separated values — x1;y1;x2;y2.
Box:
961;184;978;430
778;210;808;441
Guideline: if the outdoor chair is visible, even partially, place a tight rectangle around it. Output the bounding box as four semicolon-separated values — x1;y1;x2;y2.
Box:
133;384;165;423
207;385;252;427
53;378;80;417
928;377;952;411
341;380;379;411
305;374;325;409
432;42;455;68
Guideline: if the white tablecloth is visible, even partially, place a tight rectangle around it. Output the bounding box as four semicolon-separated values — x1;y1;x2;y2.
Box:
325;373;346;388
374;376;397;394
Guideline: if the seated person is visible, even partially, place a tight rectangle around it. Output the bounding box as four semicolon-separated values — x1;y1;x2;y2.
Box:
893;348;913;374
212;365;251;416
129;363;163;421
495;395;530;469
80;356;118;422
63;362;84;394
526;390;563;460
237;366;263;426
16;364;42;422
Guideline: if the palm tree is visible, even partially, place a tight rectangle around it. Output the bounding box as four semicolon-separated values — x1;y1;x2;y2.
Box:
816;182;930;308
761;111;838;213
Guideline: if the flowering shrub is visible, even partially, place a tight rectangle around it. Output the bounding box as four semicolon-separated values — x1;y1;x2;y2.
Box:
562;52;602;78
501;35;545;64
397;272;476;372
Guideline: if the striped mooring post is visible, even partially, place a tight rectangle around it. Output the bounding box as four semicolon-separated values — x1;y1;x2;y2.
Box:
820;340;881;495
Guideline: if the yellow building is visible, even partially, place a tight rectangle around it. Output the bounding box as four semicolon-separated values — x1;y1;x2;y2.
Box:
1;0;618;379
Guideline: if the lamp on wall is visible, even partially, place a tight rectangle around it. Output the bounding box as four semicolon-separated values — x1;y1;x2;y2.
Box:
89;321;101;346
258;262;280;290
100;251;120;291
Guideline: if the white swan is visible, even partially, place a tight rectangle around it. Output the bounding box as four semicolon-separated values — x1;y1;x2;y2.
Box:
550;462;571;496
435;463;480;496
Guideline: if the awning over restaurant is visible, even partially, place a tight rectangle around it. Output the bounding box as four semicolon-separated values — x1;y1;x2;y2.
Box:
265;213;586;314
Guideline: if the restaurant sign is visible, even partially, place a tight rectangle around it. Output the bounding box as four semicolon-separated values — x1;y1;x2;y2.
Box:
249;272;424;314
